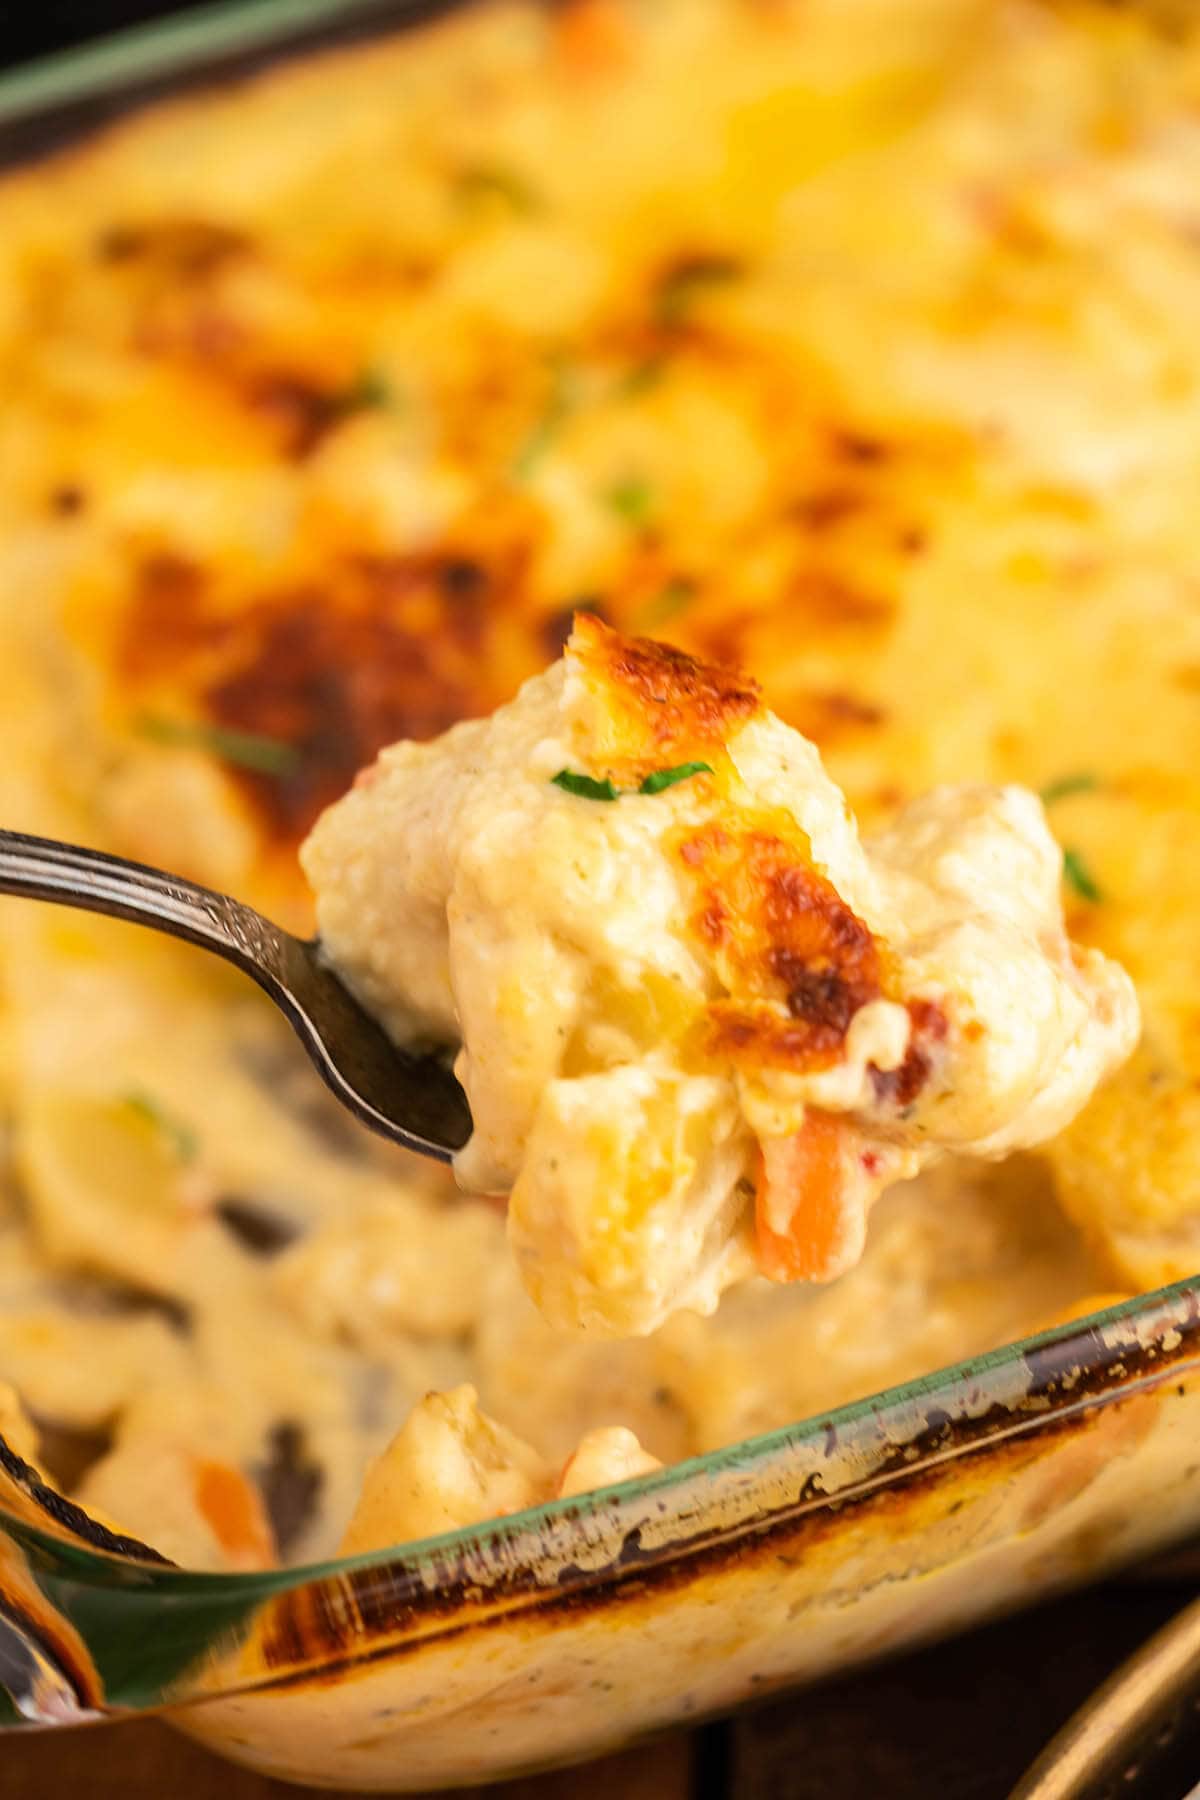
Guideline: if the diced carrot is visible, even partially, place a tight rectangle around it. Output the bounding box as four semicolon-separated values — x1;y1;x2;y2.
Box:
192;1458;277;1569
754;1111;859;1284
554;0;631;75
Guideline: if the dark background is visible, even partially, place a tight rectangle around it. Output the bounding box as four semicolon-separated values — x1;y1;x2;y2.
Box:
0;0;217;71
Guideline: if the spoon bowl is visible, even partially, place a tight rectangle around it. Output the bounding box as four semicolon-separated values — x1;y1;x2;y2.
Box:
0;828;472;1162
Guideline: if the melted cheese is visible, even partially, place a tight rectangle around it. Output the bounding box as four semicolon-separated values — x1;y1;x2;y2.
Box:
304;620;1135;1334
0;0;1191;1561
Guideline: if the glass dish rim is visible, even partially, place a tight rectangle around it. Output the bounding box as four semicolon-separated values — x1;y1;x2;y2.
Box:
0;0;456;137
0;0;1192;1611
7;1280;1196;1597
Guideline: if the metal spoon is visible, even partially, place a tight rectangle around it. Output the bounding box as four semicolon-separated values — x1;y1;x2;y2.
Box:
0;828;471;1161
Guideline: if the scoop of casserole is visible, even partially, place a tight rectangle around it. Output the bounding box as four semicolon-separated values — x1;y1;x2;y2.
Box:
303;618;1137;1335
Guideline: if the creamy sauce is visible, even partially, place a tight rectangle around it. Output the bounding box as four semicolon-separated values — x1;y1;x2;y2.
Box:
304;620;1135;1340
0;0;1194;1568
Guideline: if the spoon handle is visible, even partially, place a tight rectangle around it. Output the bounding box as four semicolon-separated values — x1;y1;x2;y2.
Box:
0;827;301;985
0;827;470;1161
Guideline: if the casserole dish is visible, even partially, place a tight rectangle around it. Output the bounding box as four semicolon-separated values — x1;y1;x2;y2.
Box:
2;0;1200;1788
1;1286;1200;1787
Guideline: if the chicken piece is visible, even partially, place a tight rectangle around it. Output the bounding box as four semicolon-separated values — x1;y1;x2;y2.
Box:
75;1433;277;1572
304;619;1137;1336
557;1426;662;1498
339;1385;552;1554
339;1386;662;1554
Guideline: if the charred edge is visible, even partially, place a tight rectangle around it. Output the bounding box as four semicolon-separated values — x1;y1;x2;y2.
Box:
542;598;610;658
772;956;863;1036
255;1313;1200;1675
870;998;949;1111
697;834;883;1070
832;429;891;466
252;1333;1191;1692
198;573;496;840
574;613;760;748
94;218;252;275
0;1433;170;1566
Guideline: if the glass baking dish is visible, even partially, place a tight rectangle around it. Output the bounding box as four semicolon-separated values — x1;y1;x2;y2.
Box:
2;2;1200;1789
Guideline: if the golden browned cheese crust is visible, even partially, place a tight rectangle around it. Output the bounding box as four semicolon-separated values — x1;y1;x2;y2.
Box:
0;0;1194;1556
575;618;893;1077
678;816;884;1073
572;612;762;777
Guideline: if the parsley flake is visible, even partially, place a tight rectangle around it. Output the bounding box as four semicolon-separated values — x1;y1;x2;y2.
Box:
633;576;697;631
551;762;712;801
122;1089;198;1163
453;162;541;217
135;714;300;777
616;356;666;399
512;356;575;479
336;367;394;413
1062;847;1102;903
1041;772;1098;805
654;254;742;330
606;475;655;527
638;762;713;794
551;769;621;801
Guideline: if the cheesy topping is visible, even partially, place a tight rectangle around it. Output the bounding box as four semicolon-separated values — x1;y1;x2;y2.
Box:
304;619;1136;1335
0;0;1195;1565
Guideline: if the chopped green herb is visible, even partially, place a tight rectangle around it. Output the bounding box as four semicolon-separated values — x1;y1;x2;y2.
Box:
551;769;621;801
122;1090;198;1163
512;356;575;479
1040;772;1099;805
1062;847;1102;903
638;761;713;794
616;356;667;399
336;367;394;413
606;475;655;528
135;714;300;777
453;162;541;216
634;576;697;631
654;254;742;330
551;763;712;801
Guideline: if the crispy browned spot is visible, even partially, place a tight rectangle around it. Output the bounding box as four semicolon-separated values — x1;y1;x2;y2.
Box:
119;553;214;676
787;689;886;747
793;487;864;530
48;484;86;518
571;613;760;777
95;217;252;276
243;370;384;460
117;535;537;842
243;373;351;460
206;586;485;834
832;428;891;466
676;820;884;1072
691;570;894;675
786;569;893;629
870;997;949;1110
